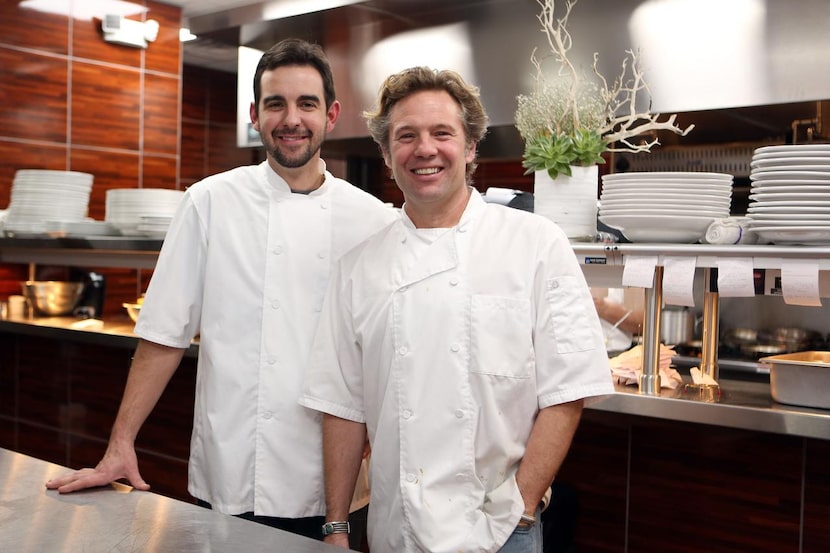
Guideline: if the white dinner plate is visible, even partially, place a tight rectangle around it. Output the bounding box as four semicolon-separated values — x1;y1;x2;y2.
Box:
747;226;830;245
748;205;830;213
751;157;830;169
602;171;733;181
600;207;729;217
748;185;830;194
601;182;732;192
754;144;830;156
746;200;830;208
746;218;830;227
751;171;830;181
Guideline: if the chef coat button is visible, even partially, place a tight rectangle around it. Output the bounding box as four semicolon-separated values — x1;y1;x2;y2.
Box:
268;357;276;365
449;276;459;286
455;473;465;481
320;203;328;210
551;280;560;289
273;245;283;255
457;226;467;233
398;346;408;356
406;473;416;483
450;343;460;353
455;409;464;419
403;409;412;419
271;300;280;309
263;411;273;420
317;251;326;259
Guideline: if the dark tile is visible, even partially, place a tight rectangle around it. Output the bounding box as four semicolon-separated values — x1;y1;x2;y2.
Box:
70;149;140;221
804;438;830;553
180;119;207;183
144;1;182;75
182;65;210;121
628;419;801;553
71;62;141;151
144;73;180;156
0;141;68;205
17;337;67;429
0;0;69;54
207;122;254;176
0;50;68;143
72;13;141;68
143;155;179;190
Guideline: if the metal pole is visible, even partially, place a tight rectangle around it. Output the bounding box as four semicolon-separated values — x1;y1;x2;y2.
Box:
639;265;663;395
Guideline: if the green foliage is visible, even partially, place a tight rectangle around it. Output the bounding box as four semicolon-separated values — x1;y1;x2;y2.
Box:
521;130;605;179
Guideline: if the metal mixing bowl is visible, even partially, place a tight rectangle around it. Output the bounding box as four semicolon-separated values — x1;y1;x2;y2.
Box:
21;281;84;316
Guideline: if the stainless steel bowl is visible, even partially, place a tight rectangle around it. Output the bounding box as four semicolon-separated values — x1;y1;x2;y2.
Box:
21;281;84;316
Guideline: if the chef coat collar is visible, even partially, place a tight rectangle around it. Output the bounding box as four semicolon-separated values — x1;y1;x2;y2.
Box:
260;159;331;197
399;187;486;236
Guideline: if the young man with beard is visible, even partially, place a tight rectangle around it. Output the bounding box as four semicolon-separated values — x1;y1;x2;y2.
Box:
46;39;395;542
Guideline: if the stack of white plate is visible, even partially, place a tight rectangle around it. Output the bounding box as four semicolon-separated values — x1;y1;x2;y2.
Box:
746;144;830;245
106;188;184;236
3;170;94;236
598;172;733;243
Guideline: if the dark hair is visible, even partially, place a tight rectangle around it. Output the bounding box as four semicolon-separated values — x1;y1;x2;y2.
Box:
253;38;336;110
363;67;489;182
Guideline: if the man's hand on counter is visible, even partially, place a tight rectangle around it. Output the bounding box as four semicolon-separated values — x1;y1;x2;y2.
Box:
45;440;150;494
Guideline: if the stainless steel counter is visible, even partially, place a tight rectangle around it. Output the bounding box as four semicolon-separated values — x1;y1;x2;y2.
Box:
0;448;348;552
596;380;830;440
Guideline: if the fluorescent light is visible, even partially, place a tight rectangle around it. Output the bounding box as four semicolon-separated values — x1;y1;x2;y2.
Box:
179;28;197;42
263;0;365;20
20;0;146;20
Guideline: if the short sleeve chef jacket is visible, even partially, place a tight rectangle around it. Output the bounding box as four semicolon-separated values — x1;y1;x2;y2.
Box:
135;160;396;517
301;189;614;552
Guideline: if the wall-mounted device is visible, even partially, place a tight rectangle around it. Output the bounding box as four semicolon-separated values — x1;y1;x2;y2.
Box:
101;15;159;49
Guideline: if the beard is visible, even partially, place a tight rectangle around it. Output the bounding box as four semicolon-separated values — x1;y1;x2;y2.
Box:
263;127;326;169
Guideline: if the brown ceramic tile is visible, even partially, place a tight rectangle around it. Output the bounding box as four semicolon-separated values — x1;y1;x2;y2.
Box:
143;154;178;189
207;70;239;125
0;50;68;143
180;119;207;183
559;412;629;553
182;65;210;121
72;13;141;68
17;337;67;429
0;0;69;54
144;1;182;75
17;420;66;466
137;359;196;460
71;62;141;151
0;414;15;451
0;141;68;204
0;333;15;418
804;438;830;553
93;267;142;318
207;122;255;175
70;148;140;221
69;343;132;439
143;73;180;156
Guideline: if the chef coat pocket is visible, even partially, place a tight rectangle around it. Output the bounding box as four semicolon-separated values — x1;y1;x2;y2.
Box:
470;295;533;377
546;276;596;354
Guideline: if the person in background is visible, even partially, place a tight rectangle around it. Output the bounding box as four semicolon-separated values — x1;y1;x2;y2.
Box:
300;66;614;553
45;38;395;545
592;287;645;354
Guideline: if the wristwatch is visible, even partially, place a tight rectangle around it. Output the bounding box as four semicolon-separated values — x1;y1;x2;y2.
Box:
321;521;350;536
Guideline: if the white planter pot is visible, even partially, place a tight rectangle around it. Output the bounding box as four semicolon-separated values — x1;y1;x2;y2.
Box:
533;165;598;241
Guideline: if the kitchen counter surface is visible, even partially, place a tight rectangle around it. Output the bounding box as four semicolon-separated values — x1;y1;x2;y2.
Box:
3;315;829;440
0;448;348;553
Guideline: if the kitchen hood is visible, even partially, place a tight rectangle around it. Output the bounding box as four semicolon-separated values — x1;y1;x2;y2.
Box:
183;0;830;143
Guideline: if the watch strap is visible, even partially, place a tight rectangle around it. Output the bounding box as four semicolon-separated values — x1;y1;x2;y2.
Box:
321;521;350;536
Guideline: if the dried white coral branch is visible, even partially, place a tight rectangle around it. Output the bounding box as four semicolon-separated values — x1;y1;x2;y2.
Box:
529;0;693;153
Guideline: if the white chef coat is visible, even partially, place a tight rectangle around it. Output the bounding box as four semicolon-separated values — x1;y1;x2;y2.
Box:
301;189;614;552
135;160;396;517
